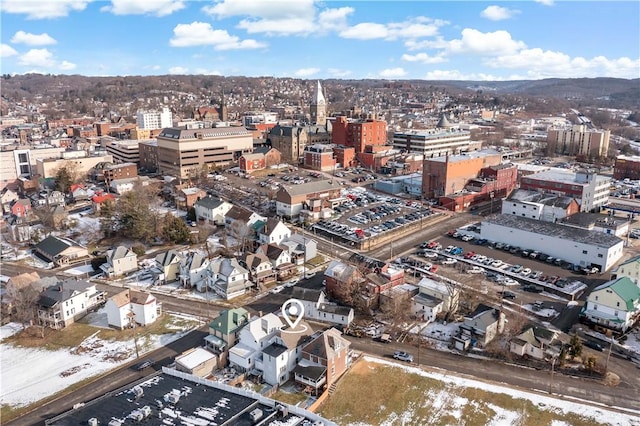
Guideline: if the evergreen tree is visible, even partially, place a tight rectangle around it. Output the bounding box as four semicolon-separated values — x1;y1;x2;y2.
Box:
161;214;192;244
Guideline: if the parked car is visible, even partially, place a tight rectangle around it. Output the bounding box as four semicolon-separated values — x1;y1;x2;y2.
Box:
523;285;543;293
393;351;414;362
584;340;605;352
501;291;517;300
134;359;155;371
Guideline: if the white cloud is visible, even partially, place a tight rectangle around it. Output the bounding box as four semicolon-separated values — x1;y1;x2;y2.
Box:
18;48;55;67
170;22;266;50
1;44;18;57
535;0;554;5
328;68;351;78
194;68;222;75
480;5;519;21
101;0;185;17
423;69;503;81
317;7;353;32
379;67;407;78
491;48;640;79
0;0;91;19
11;31;57;46
401;52;446;64
169;66;189;74
294;68;320;77
340;17;446;41
447;28;527;56
59;60;76;70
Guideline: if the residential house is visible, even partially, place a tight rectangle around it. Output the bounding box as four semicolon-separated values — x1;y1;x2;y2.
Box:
208;257;253;299
224;205;266;229
105;289;161;329
110;176;150;194
45;190;66;207
257;218;291;246
33;235;89;267
323;260;366;306
240;251;276;286
281;234;318;263
412;277;460;322
37;278;106;329
2;272;41;315
70;183;90;201
290;287;355;326
294;328;351;395
91;193;116;212
175;348;217;377
179;252;210;290
238;147;281;174
10;199;32;218
610;255;640;285
194;196;233;226
228;313;283;373
175;187;207;210
257;244;296;279
261;320;314;386
206;307;250;354
275;179;342;220
100;246;138;278
458;304;505;347
581;277;640;332
1;188;19;215
154;250;182;283
510;326;559;360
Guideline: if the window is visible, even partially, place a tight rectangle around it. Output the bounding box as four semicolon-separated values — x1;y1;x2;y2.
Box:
598;254;603;258
616;301;620;307
595;296;599;301
582;250;588;254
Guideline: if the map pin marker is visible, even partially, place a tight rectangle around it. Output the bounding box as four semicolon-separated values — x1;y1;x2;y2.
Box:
281;298;305;329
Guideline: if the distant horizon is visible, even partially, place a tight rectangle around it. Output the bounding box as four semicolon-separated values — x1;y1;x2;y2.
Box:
1;1;638;80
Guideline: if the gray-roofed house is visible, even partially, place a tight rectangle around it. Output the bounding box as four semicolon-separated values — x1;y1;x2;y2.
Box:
239;251;276;286
37;278;106;329
459;303;505;347
179;252;210;290
510;326;559;360
275;179;342;219
33;235;89;267
290;287;354;326
295;328;351;395
194;196;233;226
207;257;253;300
256;243;296;279
256;218;291;246
154;250;183;283
224;205;266;229
100;246;138;278
610;255;640;285
282;234;318;263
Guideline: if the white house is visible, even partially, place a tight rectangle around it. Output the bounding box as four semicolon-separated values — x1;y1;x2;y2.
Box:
179;252;210;290
110;176;150;195
290;287;354;326
510;326;559;360
257;218;291;246
105;289;161;329
228;313;283;373
481;214;624;272
258;244;292;269
208;257;253;299
194;196;233;226
459;304;505;347
101;246;138;278
36;278;106;329
260;321;314;386
412;277;459;322
581;277;640;332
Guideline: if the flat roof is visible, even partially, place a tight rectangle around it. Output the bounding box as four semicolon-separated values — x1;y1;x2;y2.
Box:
427;149;501;163
47;369;335;425
484;214;623;248
523;168;610;185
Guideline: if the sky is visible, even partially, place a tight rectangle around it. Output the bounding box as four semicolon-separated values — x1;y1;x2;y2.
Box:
0;0;639;81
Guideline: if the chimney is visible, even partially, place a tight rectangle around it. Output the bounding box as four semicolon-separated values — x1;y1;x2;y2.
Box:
259;310;263;317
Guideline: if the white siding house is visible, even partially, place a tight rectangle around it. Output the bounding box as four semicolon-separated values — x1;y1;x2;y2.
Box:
105;289;161;329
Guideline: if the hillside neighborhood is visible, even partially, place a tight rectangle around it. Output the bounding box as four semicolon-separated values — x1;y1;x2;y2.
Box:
1;74;640;425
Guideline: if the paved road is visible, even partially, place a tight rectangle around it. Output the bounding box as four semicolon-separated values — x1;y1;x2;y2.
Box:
346;336;640;414
6;326;208;426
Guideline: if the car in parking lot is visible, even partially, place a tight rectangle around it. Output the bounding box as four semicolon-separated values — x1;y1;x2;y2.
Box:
523;284;543;293
442;258;457;265
393;351;414;362
501;291;517;299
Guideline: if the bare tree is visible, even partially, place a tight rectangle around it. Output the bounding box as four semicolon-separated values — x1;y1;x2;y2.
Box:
226;221;253;255
6;284;39;330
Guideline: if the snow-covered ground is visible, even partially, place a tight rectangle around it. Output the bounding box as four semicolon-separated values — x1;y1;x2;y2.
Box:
360;356;640;426
0;312;202;408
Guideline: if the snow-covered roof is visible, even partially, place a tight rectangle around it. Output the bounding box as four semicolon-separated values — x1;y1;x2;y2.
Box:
176;347;216;370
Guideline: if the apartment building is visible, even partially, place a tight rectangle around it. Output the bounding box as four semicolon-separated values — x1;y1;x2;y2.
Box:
332;116;387;153
105;140;140;164
393;128;479;156
156;127;253;179
136;107;172;130
547;125;610;158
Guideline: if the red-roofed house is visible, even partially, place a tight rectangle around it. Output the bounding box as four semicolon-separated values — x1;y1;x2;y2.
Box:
92;193;116;212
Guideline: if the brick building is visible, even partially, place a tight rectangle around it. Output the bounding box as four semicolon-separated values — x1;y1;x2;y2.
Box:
614;155;640;181
303;144;336;172
139;140;158;172
439;163;517;211
238;147;281;174
332;146;356;169
332;116;387;153
275;180;342;220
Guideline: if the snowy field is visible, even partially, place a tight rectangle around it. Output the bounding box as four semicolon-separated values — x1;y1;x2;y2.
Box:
355;356;640;426
0;312;202;408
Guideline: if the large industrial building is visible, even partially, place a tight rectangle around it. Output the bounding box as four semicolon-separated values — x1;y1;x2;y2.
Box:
156;127;253;179
480;214;624;272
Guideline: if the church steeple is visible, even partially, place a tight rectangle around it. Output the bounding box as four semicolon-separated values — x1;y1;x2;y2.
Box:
310;80;327;126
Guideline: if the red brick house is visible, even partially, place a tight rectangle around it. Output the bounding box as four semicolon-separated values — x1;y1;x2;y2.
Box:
10;199;32;217
238;147;281;173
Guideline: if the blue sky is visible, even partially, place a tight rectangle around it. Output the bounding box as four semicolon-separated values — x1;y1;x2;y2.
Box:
1;0;638;80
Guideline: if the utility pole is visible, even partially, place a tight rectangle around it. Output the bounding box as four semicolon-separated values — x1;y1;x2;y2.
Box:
605;335;613;372
548;355;557;394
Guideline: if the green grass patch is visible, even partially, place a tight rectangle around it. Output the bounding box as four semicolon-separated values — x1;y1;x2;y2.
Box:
319;360;608;426
306;255;325;267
